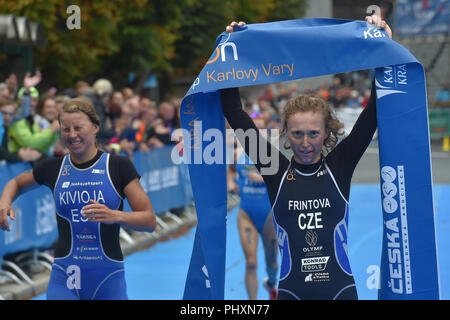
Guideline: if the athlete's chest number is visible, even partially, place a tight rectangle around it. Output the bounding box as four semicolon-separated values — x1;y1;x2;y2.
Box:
298;212;323;230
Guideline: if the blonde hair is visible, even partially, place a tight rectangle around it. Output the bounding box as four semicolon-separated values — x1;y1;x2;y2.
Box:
281;94;344;151
59;97;100;127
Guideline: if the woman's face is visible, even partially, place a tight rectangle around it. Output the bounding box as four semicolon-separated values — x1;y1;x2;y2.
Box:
60;112;99;160
112;92;124;105
42;99;58;121
286;111;329;165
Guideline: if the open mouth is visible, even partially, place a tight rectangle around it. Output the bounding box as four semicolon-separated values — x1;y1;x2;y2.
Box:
300;150;313;157
298;150;316;163
68;140;82;147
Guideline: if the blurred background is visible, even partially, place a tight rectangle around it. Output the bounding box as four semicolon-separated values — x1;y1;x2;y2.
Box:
0;0;448;104
0;0;448;300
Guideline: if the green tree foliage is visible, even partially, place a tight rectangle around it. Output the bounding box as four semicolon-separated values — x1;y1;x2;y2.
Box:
267;0;308;22
1;0;186;89
173;0;307;77
100;0;188;90
0;0;306;93
2;1;123;87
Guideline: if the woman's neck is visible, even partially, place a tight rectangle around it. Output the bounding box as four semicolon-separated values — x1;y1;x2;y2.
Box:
70;147;99;165
291;154;324;175
292;153;323;166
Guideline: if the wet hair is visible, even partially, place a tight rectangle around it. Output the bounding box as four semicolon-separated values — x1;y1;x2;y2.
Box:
59;97;100;127
281;94;344;151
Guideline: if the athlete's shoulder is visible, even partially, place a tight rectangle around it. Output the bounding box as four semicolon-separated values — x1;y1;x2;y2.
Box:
34;155;65;172
108;153;136;169
107;153;140;192
33;155;65;185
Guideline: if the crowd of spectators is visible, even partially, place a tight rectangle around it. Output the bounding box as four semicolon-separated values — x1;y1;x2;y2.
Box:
0;69;394;166
0;71;181;164
234;71;373;137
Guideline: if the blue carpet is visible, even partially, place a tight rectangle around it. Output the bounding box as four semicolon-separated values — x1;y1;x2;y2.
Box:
33;184;449;300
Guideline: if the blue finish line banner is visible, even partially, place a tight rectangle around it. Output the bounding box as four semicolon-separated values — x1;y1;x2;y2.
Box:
180;18;440;300
0;162;58;259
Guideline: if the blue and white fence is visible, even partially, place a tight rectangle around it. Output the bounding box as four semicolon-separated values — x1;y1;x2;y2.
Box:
0;145;193;259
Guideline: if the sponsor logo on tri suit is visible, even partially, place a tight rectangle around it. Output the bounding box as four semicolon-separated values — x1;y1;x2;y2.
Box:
301;231;330;283
301;256;330;272
76;228;97;242
286;168;296;181
302;255;331;283
303;230;323;257
61;165;71;176
76;245;99;253
381;165;412;294
73;254;103;261
74;245;102;261
305;230;318;246
60;181;104;190
316;169;328;177
62;181;104;188
305;272;330;283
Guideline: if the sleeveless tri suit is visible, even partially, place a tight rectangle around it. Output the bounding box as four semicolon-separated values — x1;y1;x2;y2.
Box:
221;81;377;300
33;151;139;300
272;159;355;299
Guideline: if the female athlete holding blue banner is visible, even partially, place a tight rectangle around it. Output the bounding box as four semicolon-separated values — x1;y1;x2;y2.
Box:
222;15;391;300
0;98;156;299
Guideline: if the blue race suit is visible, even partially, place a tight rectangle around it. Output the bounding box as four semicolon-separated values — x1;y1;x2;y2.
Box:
236;153;272;232
46;153;127;300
